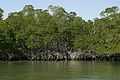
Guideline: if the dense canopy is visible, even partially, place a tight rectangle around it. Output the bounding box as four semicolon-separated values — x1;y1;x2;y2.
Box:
0;5;120;60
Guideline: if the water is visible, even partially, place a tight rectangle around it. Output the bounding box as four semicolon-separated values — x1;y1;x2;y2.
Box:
0;61;120;80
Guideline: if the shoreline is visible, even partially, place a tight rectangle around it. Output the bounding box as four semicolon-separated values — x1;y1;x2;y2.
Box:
0;52;120;61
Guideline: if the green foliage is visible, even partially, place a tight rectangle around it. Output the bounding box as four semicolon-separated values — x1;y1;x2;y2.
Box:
0;5;120;55
100;6;119;17
0;8;3;20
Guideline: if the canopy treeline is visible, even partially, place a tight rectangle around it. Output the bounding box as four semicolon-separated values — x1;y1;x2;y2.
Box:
0;5;120;60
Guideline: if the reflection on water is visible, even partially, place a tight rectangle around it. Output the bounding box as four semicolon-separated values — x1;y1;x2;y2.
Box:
0;61;120;80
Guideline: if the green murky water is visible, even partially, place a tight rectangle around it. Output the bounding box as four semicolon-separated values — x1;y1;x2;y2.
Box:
0;61;119;80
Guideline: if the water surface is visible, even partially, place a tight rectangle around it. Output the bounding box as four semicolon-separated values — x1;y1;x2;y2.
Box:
0;61;120;80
